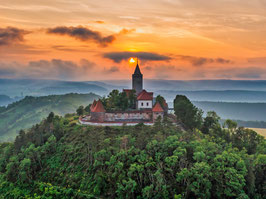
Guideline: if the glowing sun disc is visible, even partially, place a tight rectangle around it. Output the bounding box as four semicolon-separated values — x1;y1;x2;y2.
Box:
129;58;136;63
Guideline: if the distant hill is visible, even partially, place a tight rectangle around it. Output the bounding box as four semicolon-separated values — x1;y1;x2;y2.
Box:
192;101;266;121
105;79;266;91
157;90;266;102
0;78;108;98
220;119;266;129
3;78;266;100
168;101;266;122
0;95;12;106
0;95;24;107
0;93;99;142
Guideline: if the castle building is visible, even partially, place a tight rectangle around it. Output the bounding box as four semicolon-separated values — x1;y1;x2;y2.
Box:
137;90;153;109
132;60;143;95
80;61;168;126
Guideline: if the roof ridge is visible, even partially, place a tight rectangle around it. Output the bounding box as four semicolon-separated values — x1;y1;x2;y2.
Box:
152;102;164;112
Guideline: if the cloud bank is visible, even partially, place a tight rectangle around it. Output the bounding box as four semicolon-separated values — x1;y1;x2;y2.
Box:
47;26;116;47
0;27;29;46
177;55;232;66
0;59;96;80
103;51;171;63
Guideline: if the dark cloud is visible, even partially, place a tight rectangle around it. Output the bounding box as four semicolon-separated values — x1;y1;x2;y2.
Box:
0;27;29;46
216;58;232;64
103;51;171;63
28;59;95;79
47;26;116;47
0;59;96;80
177;55;232;66
104;66;119;74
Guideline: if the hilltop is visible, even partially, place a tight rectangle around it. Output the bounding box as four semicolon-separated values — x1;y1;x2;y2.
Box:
0;108;264;198
0;93;98;142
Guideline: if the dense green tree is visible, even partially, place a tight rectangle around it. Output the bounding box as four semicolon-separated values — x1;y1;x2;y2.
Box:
201;111;221;134
119;91;129;111
128;90;137;109
76;105;84;116
174;95;203;130
85;104;91;113
156;95;167;110
102;90;133;111
0;110;265;199
47;112;55;123
224;119;237;131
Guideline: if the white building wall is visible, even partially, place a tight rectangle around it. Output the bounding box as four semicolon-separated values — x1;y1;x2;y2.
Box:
137;100;153;109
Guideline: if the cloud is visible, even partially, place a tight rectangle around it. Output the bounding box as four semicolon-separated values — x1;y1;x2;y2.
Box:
199;66;266;79
144;66;152;71
0;59;95;80
177;55;232;66
103;51;171;63
247;57;266;64
118;28;136;35
95;20;105;24
104;66;119;74
51;45;95;52
47;26;116;47
0;27;29;46
142;64;184;79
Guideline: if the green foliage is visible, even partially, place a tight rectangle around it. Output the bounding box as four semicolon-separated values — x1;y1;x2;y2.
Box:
84;104;91;113
0;112;265;198
0;93;98;142
76;106;84;116
174;95;203;130
102;89;136;111
201;111;221;134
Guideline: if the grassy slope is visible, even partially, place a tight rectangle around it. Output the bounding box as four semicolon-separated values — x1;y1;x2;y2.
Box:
0;93;99;142
250;128;266;138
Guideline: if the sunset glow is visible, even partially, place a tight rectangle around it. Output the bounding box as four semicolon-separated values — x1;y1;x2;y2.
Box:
129;58;136;63
0;0;266;80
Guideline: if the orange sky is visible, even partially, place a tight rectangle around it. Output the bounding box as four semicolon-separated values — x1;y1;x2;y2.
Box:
0;0;266;80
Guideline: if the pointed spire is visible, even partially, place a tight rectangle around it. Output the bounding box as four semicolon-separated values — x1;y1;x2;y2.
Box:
134;58;142;75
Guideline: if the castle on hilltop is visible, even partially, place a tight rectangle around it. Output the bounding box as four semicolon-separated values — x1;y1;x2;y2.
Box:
80;61;168;126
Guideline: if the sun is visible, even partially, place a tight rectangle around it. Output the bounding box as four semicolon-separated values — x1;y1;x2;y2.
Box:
129;57;136;63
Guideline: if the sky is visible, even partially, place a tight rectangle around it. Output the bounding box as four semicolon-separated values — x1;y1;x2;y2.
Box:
0;0;266;81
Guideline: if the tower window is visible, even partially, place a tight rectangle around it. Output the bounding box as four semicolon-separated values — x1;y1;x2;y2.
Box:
141;102;144;106
147;102;149;106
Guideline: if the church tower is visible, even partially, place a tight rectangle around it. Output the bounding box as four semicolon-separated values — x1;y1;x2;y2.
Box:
132;60;143;94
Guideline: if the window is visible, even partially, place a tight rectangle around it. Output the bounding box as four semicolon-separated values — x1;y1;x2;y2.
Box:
141;102;144;106
147;102;149;106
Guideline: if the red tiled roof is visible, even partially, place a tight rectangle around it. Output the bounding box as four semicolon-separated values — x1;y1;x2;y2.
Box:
137;90;153;100
90;100;97;111
91;100;106;112
152;102;164;112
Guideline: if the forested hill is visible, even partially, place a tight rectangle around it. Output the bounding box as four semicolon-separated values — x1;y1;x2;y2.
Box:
0;112;265;198
0;93;98;142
